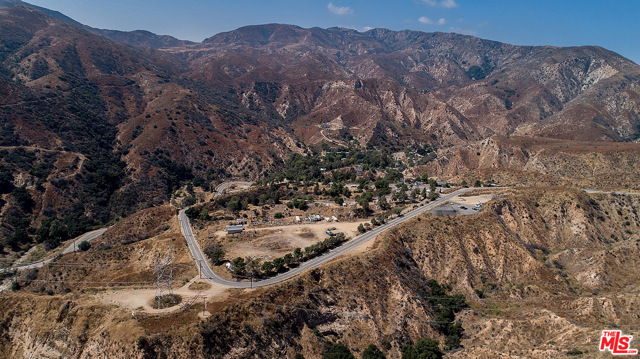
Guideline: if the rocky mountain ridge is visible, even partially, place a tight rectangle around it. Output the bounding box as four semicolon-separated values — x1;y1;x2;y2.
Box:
0;2;639;259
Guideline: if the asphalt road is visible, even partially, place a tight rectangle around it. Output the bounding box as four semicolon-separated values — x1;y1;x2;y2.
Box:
1;227;108;273
215;181;253;197
179;185;478;288
584;189;640;196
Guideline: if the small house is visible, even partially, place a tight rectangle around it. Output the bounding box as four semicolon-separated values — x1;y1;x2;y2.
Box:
226;225;244;234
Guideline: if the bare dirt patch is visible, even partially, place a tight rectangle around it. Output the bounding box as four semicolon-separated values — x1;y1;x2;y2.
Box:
188;281;211;291
223;220;367;260
95;275;232;315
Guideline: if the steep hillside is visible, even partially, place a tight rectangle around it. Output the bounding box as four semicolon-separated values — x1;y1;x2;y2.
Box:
1;3;640;269
187;188;640;358
177;24;640;144
1;188;638;357
419;135;640;188
0;5;291;254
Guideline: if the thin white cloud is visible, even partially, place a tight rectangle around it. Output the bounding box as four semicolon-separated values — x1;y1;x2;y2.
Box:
419;16;447;25
422;0;458;8
362;26;374;31
441;0;458;8
328;2;353;15
419;16;433;25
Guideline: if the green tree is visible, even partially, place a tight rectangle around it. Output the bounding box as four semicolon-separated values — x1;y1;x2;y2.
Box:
415;338;443;359
378;195;390;210
428;179;437;192
36;218;68;249
444;321;464;350
204;245;225;265
283;253;293;266
273;257;286;272
385;169;403;182
466;65;486;80
324;342;355;359
421;173;429;183
362;344;385;359
261;261;274;273
199;208;211;221
78;241;90;251
374;179;390;189
231;257;245;276
395;189;408;203
334;197;344;206
359;198;371;212
402;338;443;359
0;164;14;194
12;186;34;213
228;196;242;212
245;258;261;279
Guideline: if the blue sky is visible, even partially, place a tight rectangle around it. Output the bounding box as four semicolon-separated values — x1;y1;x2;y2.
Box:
25;0;640;64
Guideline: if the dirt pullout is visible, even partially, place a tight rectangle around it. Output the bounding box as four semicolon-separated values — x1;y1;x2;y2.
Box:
96;276;231;315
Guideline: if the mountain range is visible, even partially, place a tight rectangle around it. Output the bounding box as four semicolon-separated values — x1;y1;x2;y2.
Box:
1;1;639;245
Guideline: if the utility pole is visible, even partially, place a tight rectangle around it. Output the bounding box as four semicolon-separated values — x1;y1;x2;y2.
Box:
202;296;206;317
199;260;202;279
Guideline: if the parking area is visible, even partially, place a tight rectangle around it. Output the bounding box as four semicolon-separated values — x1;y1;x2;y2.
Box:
430;194;494;216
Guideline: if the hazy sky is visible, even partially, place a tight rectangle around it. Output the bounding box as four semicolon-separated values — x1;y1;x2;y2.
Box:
25;0;640;64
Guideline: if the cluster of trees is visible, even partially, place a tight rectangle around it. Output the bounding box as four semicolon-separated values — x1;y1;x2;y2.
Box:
35;216;93;250
323;182;351;198
402;338;443;359
228;234;348;279
358;212;391;233
185;206;209;221
423;279;467;350
315;340;442;359
314;342;387;359
214;185;288;212
203;244;225;265
0;163;14;194
3;186;35;250
286;197;309;210
277;146;394;184
318;146;392;171
149;149;194;195
1;149;57;180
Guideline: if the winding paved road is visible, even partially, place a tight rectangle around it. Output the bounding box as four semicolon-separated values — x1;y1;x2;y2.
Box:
179;183;478;288
1;228;108;273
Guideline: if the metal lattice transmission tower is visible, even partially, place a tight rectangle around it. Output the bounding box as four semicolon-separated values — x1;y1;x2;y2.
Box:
153;246;174;309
